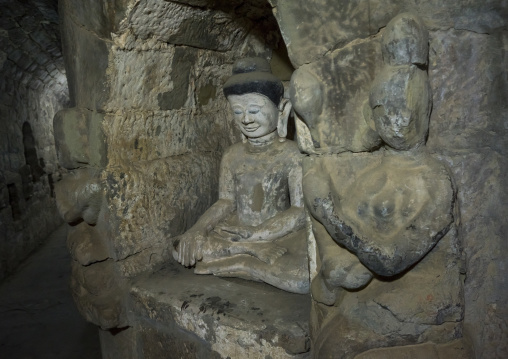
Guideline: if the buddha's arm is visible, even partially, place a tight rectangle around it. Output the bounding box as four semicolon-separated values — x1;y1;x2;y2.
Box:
174;152;236;266
313;192;451;277
179;148;237;235
186;199;235;235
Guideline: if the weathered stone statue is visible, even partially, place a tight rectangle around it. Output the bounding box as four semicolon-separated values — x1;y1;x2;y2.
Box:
292;14;470;358
173;58;309;294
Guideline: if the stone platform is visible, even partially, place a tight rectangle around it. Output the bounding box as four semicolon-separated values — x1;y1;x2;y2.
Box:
123;261;311;359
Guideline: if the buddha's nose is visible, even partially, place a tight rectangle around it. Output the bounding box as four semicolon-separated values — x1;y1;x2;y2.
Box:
242;114;254;124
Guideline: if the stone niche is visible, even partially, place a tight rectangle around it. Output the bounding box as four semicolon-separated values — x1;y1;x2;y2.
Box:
53;0;507;358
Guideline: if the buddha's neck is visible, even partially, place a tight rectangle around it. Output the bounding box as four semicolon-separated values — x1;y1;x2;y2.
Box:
247;131;277;148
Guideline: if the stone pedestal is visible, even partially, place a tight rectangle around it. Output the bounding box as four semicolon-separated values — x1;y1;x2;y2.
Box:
109;261;311;359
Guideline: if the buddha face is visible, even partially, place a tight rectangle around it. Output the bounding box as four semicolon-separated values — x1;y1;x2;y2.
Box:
228;93;279;140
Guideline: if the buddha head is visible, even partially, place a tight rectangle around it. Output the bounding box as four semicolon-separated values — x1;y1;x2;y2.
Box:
223;57;291;142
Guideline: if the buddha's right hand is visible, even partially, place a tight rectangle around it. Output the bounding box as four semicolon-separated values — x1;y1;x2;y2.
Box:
172;232;205;267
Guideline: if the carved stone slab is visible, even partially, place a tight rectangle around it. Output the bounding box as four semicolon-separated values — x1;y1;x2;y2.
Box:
129;261;311;359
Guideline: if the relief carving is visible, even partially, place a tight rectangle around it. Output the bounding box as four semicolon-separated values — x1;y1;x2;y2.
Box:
291;13;470;358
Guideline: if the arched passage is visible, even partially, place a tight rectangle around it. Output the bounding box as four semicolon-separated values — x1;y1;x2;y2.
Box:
0;0;69;280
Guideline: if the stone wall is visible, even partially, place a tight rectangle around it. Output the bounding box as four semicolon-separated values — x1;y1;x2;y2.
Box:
55;0;287;329
0;0;68;281
53;0;507;357
268;0;507;357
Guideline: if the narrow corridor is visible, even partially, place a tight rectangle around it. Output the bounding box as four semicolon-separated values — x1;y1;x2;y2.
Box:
0;225;101;358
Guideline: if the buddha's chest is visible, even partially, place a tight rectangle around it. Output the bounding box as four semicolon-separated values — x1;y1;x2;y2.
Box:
232;156;292;226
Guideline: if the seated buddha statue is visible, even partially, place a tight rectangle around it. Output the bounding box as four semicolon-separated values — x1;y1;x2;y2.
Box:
173;57;309;294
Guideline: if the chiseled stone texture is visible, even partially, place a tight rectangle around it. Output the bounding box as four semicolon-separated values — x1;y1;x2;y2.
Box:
54;1;508;358
268;1;508;357
269;0;507;68
426;29;508;358
129;261;310;359
291;38;382;152
0;0;68;281
276;2;507;357
56;0;284;333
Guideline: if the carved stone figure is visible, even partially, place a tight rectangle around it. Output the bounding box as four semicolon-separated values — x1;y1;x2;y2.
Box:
292;14;470;358
54;167;128;329
173;58;309;294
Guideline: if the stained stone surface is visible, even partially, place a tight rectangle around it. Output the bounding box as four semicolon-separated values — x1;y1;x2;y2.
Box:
129;260;311;359
53;108;107;169
52;1;508;358
54;0;287;347
425;29;508;359
290;38;382;152
279;3;507;358
269;0;507;68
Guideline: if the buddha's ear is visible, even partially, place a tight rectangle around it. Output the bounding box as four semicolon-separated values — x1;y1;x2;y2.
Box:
278;98;292;139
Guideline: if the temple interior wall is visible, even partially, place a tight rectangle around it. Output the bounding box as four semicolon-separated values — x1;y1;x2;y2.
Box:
0;0;506;358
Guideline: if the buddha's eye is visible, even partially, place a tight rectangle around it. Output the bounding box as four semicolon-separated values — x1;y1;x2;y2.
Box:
248;107;260;114
233;109;243;115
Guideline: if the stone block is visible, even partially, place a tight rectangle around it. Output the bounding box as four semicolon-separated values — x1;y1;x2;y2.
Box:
53;107;107;169
99;328;137;359
269;0;507;68
427;30;508;154
7;48;24;63
105;46;180;111
60;7;110;110
126;0;250;51
0;16;17;30
35;52;50;66
16;54;34;70
18;15;39;33
129;261;311;358
20;38;41;58
103;109;231;166
60;0;129;40
103;153;221;266
136;324;220;359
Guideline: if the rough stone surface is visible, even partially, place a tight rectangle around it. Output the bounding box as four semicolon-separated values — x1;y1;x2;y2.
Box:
426;29;508;359
278;3;507;357
51;1;508;358
53;108;107;168
55;0;286;344
290;38;382;152
269;0;507;68
59;0;111;110
129;261;311;359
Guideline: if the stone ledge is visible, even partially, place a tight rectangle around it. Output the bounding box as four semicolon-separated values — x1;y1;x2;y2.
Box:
129;261;311;359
